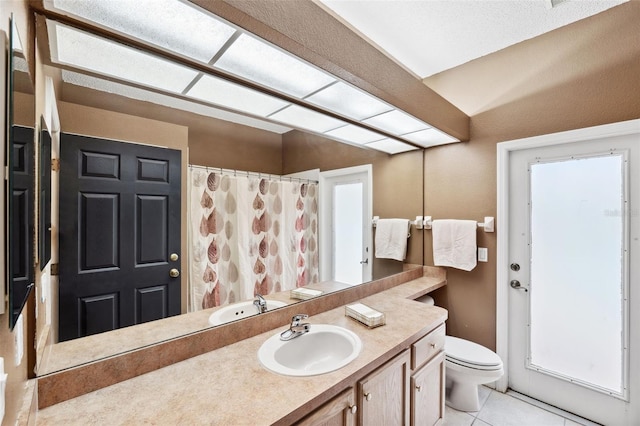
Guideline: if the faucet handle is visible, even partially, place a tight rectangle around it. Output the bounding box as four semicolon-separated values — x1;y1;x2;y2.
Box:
291;314;309;326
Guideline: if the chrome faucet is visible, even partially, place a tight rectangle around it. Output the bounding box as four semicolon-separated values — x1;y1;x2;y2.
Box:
253;293;267;314
280;314;310;341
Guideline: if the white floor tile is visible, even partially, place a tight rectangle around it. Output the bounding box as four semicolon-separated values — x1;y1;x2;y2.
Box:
477;390;565;426
443;406;475;426
472;419;492;426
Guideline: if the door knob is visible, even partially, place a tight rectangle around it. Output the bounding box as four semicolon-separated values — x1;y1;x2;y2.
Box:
170;253;179;261
169;268;180;278
510;263;520;271
510;280;527;292
360;259;369;265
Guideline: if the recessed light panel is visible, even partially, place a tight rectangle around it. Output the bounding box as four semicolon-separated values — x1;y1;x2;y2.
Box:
365;138;418;154
402;128;459;147
324;124;385;145
269;105;345;133
215;33;335;98
363;109;429;135
187;74;289;117
49;21;198;93
50;0;235;63
305;82;392;121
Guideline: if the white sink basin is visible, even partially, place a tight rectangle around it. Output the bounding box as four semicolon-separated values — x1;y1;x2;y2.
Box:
258;324;362;376
208;300;287;326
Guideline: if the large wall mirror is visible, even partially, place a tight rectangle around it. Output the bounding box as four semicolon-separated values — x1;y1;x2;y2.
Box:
33;2;426;376
7;16;35;330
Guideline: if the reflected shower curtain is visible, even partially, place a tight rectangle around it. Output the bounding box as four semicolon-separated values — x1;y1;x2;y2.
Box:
188;168;319;311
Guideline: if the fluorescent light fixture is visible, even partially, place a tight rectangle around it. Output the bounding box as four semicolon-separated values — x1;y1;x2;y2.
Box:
50;0;236;63
365;138;418;154
305;81;392;121
325;124;385;145
187;74;289;117
62;70;292;134
401;128;459;147
215;33;335;98
269;105;346;133
49;21;198;93
363;109;429;136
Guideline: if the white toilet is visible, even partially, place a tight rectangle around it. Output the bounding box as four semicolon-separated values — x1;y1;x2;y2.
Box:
416;294;504;412
444;336;503;411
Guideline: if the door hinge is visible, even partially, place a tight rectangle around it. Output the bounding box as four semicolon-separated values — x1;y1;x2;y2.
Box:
51;159;60;172
50;263;59;276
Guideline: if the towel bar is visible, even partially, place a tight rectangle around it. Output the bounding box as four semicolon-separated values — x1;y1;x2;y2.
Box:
423;216;495;233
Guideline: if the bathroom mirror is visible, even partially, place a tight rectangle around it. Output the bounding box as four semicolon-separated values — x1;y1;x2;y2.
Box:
7;17;35;330
33;8;424;374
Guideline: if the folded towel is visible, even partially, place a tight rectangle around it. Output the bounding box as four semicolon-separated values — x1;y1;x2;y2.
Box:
432;219;477;271
375;218;410;261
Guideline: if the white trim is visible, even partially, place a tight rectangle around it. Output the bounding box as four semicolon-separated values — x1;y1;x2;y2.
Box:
496;119;640;394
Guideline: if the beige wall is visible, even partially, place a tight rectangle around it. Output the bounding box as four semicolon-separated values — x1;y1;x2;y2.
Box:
282;130;424;275
423;2;640;351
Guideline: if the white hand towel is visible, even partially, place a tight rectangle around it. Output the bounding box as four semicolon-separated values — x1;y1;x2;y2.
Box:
375;218;410;261
432;219;477;271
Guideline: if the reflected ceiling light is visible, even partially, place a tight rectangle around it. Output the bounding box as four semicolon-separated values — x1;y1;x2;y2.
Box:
305;81;393;121
269;104;346;133
214;33;336;98
188;74;289;117
50;0;236;63
363;109;429;136
365;139;418;154
49;21;198;93
61;70;293;134
324;124;385;145
401;128;459;147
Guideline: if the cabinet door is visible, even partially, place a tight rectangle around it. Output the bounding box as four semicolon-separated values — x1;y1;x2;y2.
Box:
359;350;410;426
297;388;357;426
411;351;445;426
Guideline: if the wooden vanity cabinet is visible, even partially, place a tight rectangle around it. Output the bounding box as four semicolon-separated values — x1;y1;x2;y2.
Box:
297;388;357;426
410;324;446;426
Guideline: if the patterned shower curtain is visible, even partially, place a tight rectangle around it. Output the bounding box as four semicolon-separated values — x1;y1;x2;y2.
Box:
188;168;319;311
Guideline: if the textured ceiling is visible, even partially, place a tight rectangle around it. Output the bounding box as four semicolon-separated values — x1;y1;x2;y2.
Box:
317;0;628;78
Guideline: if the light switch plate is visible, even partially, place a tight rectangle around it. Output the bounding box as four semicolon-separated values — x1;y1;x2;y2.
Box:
478;247;488;262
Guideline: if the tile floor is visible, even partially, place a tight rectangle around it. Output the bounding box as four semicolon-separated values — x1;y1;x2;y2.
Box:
443;387;601;426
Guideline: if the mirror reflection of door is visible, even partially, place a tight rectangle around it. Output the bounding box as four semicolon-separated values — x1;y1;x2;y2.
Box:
58;133;181;341
320;165;372;285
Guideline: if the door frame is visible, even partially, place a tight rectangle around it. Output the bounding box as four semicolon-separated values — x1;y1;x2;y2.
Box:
495;119;640;392
319;164;373;283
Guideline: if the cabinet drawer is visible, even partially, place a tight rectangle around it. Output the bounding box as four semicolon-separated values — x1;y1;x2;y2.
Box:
412;323;445;370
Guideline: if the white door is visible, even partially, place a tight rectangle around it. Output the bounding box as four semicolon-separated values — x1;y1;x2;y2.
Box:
505;124;639;425
319;165;372;285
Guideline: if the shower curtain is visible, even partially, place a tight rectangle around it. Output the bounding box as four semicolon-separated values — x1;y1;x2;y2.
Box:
188;168;319;311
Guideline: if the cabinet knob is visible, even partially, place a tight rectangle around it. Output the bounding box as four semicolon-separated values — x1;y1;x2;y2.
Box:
169;268;180;278
429;342;436;348
416;385;422;392
349;405;357;414
364;392;372;401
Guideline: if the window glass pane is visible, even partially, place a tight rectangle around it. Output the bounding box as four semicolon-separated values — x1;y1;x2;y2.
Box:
529;154;625;394
333;182;363;285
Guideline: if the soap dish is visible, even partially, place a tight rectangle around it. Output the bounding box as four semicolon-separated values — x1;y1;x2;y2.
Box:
290;288;323;300
346;303;386;328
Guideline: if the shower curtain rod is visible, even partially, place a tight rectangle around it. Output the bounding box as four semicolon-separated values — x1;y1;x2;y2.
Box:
188;164;319;184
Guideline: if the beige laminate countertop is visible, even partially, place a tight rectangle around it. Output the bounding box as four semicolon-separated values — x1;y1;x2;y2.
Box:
36;277;446;425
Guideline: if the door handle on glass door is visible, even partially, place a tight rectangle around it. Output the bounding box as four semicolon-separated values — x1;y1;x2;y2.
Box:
510;280;527;292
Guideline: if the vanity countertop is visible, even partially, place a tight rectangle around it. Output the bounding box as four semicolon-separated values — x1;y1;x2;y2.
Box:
35;276;446;425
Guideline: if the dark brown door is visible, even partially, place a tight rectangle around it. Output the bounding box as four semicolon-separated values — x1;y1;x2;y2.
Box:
59;133;181;342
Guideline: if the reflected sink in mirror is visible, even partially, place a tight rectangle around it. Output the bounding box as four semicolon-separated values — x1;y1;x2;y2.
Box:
258;324;362;376
208;300;288;326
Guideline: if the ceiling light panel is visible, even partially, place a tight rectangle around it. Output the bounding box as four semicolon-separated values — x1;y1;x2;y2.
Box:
305;82;393;121
402;128;459;147
214;33;335;98
324;124;385;145
50;0;235;63
363;109;430;136
49;21;198;93
365;139;418;154
187;74;289;117
269;105;346;133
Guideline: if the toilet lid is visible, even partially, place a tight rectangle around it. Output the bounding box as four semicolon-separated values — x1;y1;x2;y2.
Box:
445;336;502;367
